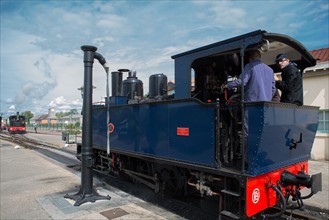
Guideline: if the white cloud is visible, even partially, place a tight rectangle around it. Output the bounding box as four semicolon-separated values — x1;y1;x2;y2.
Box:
49;96;67;107
71;99;82;107
22;83;35;96
5;98;14;104
96;14;126;29
48;96;82;112
62;12;89;26
92;36;115;47
15;93;26;104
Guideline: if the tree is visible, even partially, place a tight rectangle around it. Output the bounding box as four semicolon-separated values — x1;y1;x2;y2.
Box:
64;123;81;134
56;109;79;119
21;111;34;124
55;112;65;118
69;109;78;115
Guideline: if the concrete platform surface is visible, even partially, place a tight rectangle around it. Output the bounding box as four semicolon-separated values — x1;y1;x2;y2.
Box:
303;160;329;212
0;139;183;220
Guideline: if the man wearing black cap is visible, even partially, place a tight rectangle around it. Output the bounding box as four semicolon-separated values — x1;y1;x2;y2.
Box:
275;53;303;106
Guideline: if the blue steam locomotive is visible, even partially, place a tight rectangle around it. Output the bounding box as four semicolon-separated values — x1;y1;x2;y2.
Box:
78;30;322;219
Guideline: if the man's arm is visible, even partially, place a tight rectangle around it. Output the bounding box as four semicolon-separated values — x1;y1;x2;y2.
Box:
276;66;299;92
227;64;251;89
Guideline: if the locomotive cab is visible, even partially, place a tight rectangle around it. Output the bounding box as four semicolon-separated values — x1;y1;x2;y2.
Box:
171;30;318;168
172;30;315;101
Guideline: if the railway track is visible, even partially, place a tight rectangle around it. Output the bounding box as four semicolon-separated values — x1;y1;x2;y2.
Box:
281;208;329;220
0;132;80;168
97;169;329;220
0;131;327;220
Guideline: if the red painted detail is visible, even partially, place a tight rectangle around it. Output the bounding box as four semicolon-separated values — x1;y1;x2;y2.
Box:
108;123;115;134
246;161;309;217
9;126;26;132
177;127;189;136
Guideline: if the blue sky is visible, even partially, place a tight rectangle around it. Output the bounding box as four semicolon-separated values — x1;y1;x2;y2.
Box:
1;0;328;117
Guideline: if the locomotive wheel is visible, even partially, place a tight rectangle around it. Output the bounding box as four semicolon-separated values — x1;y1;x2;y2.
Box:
154;173;160;194
159;167;183;197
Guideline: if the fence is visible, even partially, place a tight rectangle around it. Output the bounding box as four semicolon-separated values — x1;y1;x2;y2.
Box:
28;123;81;132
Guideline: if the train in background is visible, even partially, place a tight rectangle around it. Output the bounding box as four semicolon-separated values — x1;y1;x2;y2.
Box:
78;30;322;219
7;112;26;134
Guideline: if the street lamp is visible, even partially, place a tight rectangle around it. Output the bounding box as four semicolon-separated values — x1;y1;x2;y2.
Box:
78;85;96;99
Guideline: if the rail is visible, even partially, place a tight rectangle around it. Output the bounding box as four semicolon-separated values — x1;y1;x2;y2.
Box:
0;132;80;168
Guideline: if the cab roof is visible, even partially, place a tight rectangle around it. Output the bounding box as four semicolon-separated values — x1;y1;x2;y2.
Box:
172;29;316;71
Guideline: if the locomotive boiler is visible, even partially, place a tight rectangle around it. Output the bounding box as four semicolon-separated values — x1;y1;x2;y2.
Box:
77;30;322;219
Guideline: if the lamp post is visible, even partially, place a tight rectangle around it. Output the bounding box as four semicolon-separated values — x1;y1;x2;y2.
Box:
78;85;96;115
78;85;96;99
77;86;84;99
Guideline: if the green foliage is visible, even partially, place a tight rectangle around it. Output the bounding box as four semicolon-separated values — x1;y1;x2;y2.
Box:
75;121;81;128
55;109;79;118
21;111;34;123
69;109;79;115
55;112;65;118
64;123;81;135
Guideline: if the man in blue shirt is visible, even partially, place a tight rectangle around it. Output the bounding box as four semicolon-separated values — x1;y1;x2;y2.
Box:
224;49;276;101
222;49;276;160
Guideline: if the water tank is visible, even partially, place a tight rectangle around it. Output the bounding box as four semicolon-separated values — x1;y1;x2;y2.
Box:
149;73;167;98
121;71;143;100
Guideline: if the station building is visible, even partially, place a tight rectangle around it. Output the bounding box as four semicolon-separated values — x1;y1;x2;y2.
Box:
304;48;329;160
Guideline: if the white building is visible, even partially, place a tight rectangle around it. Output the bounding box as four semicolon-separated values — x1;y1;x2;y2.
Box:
57;114;82;127
303;48;329;160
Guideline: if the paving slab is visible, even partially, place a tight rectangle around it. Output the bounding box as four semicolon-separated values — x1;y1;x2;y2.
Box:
303;160;329;212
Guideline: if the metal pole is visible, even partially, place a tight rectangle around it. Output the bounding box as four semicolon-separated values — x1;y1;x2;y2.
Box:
106;71;110;155
65;45;110;206
81;45;95;196
240;48;246;173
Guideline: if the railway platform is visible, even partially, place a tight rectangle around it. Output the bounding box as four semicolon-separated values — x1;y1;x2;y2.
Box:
0;138;183;220
1;129;328;219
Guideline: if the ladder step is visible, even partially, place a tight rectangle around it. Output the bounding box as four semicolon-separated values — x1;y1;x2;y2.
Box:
221;210;240;219
221;189;240;197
